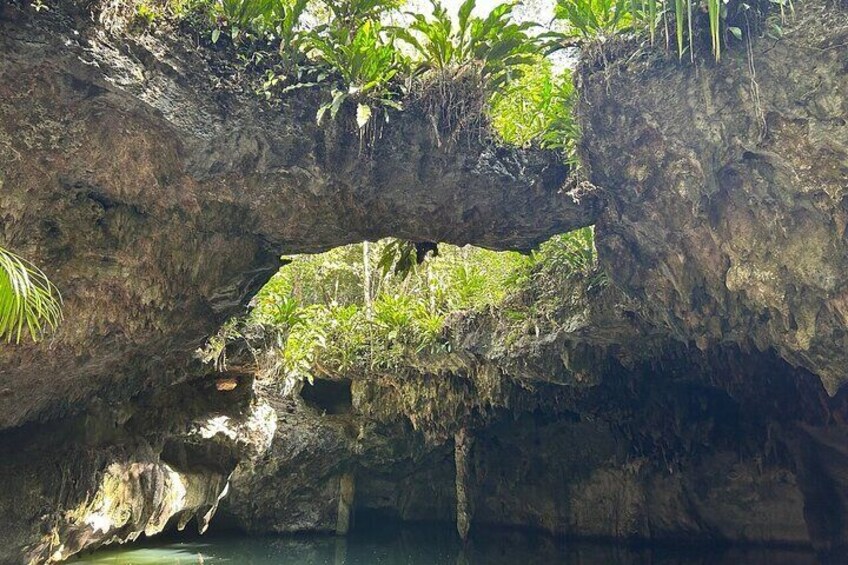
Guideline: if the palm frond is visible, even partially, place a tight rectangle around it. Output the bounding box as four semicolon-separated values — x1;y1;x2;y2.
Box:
0;247;62;343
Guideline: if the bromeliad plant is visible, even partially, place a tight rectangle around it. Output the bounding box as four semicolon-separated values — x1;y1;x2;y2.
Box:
309;18;407;128
393;0;540;93
293;0;410;129
553;0;631;39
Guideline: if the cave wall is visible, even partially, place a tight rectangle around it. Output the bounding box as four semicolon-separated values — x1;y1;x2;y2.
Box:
0;372;275;564
578;0;848;394
0;0;847;562
223;341;844;552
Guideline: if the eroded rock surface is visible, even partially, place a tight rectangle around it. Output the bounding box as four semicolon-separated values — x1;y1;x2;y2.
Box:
223;330;839;549
2;0;848;562
578;0;848;394
0;373;275;564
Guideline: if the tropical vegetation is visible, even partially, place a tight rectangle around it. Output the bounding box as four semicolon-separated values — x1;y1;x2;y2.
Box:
120;0;797;158
0;247;62;343
202;233;602;393
140;0;793;394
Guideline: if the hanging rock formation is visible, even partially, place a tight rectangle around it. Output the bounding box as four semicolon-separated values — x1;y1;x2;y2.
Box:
0;372;276;564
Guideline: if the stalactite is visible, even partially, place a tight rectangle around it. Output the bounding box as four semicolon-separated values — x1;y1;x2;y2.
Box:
454;427;474;541
336;472;356;535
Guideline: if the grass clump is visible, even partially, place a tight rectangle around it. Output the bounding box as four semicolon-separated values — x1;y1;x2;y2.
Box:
393;0;540;93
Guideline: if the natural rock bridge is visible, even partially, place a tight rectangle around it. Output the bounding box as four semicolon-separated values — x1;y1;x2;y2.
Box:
0;3;598;430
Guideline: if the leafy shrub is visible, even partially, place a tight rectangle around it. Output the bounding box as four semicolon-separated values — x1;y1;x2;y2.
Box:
213;0;273;41
538;226;599;276
309;19;407;127
489;58;579;160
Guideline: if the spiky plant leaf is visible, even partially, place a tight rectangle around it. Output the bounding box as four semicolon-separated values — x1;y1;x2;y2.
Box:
0;247;62;343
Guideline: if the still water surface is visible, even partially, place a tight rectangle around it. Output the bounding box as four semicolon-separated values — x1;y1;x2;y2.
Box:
70;525;818;565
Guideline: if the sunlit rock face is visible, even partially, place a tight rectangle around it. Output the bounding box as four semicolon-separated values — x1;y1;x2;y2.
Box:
578;0;848;395
34;461;229;564
0;374;276;564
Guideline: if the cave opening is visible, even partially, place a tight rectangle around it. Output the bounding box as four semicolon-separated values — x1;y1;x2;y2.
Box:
300;378;353;414
185;233;835;565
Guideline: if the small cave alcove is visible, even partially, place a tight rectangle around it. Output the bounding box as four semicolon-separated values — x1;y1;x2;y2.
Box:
300;378;353;415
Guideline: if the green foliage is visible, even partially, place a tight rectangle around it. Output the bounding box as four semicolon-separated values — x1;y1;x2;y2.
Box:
274;0;310;59
241;240;532;389
0;247;62;343
309;19;406;126
213;0;273;40
535;227;598;276
488;58;579;160
517;227;606;290
552;0;794;62
303;0;409;128
321;0;403;28
376;239;421;278
554;0;631;38
172;0;582;147
204;0;312;56
202;227;605;393
393;0;540;92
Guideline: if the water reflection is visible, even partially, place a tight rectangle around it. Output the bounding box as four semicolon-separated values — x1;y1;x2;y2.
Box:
71;525;818;565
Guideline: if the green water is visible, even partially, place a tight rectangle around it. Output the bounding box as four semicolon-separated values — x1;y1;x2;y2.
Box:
70;527;818;565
